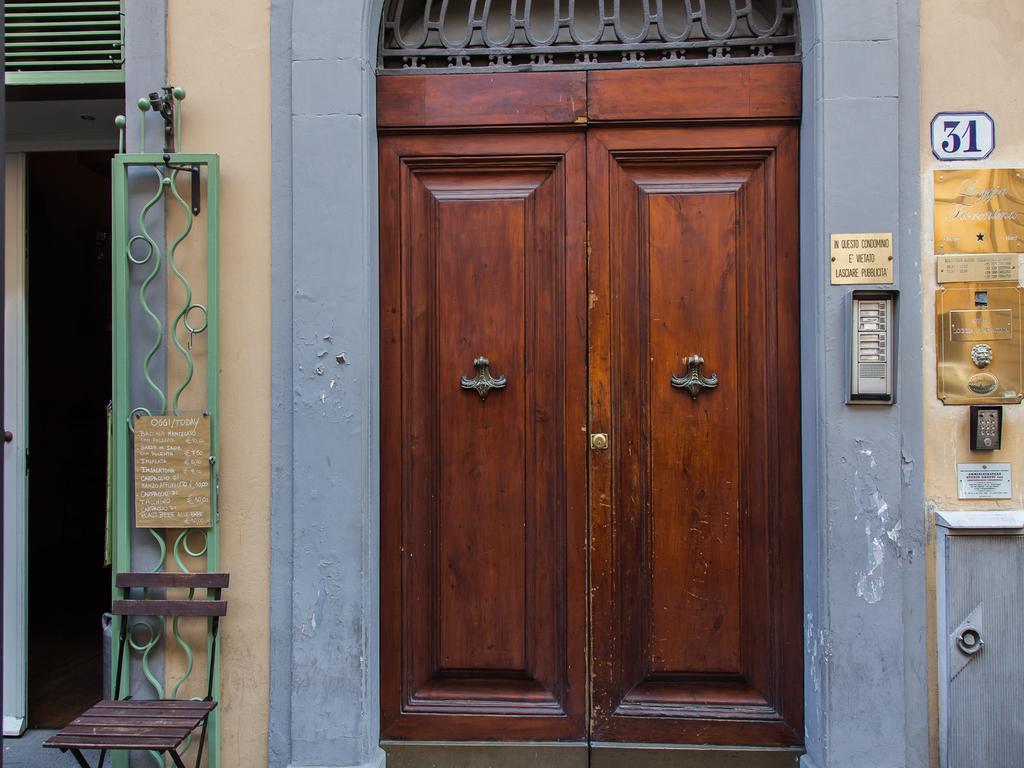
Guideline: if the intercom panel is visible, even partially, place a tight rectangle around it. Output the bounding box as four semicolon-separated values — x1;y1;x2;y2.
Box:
847;290;897;405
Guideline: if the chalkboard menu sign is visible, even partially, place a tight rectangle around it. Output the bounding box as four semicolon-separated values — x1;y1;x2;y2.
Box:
134;413;212;528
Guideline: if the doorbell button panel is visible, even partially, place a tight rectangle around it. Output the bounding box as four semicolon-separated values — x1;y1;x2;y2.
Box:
847;290;898;405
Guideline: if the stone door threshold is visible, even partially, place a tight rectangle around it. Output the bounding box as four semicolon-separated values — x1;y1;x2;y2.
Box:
382;741;805;768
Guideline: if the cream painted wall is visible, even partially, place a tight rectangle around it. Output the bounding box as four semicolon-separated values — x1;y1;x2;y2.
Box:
921;2;1024;764
166;2;271;765
921;0;1024;507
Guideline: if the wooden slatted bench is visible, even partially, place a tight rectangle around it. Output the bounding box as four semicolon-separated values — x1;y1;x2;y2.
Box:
43;572;229;768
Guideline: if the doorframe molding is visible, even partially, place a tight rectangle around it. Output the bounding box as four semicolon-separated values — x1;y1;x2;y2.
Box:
3;152;28;737
268;2;927;767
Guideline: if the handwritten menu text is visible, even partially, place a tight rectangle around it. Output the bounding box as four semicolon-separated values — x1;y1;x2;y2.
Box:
134;414;212;528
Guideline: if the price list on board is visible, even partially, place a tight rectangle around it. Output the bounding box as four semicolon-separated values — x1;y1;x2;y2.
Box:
134;413;212;528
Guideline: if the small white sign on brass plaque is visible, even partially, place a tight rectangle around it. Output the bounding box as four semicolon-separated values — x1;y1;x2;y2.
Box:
957;463;1012;500
830;233;894;285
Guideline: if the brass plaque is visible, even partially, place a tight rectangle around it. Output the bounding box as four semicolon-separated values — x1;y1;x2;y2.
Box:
937;254;1019;283
134;413;212;528
830;232;894;284
934;169;1024;253
937;284;1024;404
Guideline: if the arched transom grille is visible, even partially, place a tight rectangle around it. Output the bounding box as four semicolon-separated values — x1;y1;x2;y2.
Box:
379;0;799;73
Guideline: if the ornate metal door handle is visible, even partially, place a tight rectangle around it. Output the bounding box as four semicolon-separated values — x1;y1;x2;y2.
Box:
460;356;507;400
671;355;719;400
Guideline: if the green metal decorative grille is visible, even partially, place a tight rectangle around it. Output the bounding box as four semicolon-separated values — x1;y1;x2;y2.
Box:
111;95;222;768
5;0;125;86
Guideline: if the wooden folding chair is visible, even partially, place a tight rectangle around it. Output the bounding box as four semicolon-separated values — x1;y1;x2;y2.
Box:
43;572;228;768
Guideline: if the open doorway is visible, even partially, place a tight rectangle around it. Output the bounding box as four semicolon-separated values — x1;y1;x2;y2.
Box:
25;151;113;728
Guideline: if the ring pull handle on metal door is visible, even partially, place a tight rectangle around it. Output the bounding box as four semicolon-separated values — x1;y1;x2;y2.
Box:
957;627;984;656
948;604;984;681
671;355;719;400
460;356;507;401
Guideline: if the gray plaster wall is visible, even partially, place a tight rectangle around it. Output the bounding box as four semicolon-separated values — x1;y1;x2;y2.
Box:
123;0;169;730
799;1;927;767
124;0;167;565
268;1;928;767
270;1;384;766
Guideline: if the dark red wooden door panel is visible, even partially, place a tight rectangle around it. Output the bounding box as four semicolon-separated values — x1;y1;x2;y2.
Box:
379;132;588;741
379;65;802;749
587;125;803;746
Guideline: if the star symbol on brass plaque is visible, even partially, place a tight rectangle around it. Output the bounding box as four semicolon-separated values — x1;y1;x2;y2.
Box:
977;233;986;241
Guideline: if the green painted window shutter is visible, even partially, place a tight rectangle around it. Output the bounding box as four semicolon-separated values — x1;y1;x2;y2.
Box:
5;1;125;86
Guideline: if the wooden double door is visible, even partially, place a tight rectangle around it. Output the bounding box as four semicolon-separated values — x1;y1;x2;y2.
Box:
379;64;803;747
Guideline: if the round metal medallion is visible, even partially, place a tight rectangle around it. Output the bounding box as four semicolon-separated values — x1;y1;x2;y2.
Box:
967;372;999;395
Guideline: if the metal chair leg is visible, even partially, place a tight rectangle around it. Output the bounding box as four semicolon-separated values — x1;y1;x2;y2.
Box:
97;748;108;768
169;750;188;768
193;714;210;768
69;749;94;768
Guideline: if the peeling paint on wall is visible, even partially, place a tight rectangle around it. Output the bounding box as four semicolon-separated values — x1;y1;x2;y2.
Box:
853;441;905;604
857;537;886;604
806;612;827;693
901;438;916;487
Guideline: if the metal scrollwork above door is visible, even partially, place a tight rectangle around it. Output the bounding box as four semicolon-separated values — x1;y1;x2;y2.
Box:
379;0;799;73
